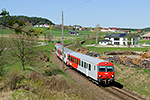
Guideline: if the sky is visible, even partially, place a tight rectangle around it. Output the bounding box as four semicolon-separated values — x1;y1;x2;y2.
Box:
1;0;150;29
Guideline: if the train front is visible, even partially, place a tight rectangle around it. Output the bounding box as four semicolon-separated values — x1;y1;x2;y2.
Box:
97;62;115;84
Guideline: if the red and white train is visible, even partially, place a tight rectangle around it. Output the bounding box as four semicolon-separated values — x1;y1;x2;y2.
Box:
55;43;115;84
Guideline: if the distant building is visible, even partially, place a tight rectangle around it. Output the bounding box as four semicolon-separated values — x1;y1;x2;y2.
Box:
108;27;118;32
137;30;142;33
68;31;79;35
79;28;85;30
142;32;150;40
90;28;94;31
99;39;112;45
99;33;138;45
101;28;108;32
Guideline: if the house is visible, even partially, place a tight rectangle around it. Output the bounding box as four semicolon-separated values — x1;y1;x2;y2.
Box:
137;30;142;33
68;31;79;35
101;28;108;32
99;39;112;45
79;28;85;30
108;27;118;32
90;28;94;31
99;33;138;45
73;25;81;30
142;32;150;40
44;24;50;27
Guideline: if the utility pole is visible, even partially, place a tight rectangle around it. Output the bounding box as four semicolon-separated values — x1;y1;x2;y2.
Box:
62;11;64;70
50;30;52;52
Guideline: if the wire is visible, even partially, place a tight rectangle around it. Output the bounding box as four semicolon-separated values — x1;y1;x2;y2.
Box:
64;0;91;12
53;0;90;25
54;12;62;24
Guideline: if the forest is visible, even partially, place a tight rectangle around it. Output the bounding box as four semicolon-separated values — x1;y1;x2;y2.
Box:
0;15;54;26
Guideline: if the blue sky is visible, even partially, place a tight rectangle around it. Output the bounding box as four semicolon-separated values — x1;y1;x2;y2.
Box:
1;0;150;29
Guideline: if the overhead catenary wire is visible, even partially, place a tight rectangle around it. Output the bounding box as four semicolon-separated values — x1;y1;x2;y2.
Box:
64;0;91;12
53;0;91;24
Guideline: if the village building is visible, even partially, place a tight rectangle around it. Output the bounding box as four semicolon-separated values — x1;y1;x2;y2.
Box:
101;28;108;32
108;27;118;32
142;31;150;40
99;33;138;45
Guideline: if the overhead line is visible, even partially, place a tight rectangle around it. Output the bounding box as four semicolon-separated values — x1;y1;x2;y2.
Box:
64;0;91;12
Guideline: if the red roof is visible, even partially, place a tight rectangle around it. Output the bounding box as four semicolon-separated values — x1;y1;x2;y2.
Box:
101;28;107;30
109;28;118;30
147;31;150;34
137;30;142;33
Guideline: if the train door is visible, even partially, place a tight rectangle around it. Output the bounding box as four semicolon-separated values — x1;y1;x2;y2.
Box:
64;53;66;63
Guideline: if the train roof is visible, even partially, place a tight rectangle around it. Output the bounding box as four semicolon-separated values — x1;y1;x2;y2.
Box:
55;44;109;65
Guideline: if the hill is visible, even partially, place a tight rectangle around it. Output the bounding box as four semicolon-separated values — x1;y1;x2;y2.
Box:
0;15;54;26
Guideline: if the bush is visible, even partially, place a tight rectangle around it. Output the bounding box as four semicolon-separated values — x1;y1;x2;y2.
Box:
44;67;63;76
3;70;23;90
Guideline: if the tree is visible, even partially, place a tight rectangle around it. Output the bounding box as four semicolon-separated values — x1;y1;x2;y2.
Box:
0;8;42;71
8;33;38;71
93;24;101;44
125;32;133;51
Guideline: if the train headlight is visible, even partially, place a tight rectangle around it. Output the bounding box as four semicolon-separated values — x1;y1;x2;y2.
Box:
111;75;114;78
99;75;102;78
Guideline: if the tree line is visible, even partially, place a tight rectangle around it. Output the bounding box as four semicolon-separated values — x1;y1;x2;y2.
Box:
0;15;54;27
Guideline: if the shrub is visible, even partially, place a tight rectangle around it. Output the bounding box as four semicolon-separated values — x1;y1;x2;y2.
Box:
3;69;23;90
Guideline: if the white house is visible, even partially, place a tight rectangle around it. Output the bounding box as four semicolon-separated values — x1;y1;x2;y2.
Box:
99;33;138;45
99;39;112;45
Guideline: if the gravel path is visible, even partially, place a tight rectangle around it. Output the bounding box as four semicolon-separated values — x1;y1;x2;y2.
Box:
51;52;121;100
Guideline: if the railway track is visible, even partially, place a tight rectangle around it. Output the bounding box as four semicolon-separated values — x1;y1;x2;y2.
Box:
101;86;145;100
51;51;146;100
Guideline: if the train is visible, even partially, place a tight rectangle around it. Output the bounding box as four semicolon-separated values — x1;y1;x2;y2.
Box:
55;42;115;84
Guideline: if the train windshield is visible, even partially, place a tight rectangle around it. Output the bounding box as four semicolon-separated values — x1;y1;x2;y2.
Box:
98;66;114;72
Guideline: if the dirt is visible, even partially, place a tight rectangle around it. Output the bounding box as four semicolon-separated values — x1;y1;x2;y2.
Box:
51;51;121;100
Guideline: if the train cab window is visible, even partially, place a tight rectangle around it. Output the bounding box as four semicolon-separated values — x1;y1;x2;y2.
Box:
89;64;91;71
64;54;66;58
81;61;83;67
79;60;80;65
84;62;86;68
107;66;114;72
99;66;105;72
68;55;70;60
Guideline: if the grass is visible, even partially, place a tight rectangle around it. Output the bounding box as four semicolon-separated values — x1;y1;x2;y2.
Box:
114;64;150;99
0;29;12;34
82;46;150;55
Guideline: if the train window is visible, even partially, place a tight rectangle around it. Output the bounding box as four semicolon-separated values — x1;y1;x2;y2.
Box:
81;61;83;67
84;62;86;68
71;57;72;61
75;58;76;63
94;66;96;70
68;55;70;60
64;54;66;58
86;63;88;68
79;60;80;65
73;58;74;62
89;64;91;71
77;59;78;65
